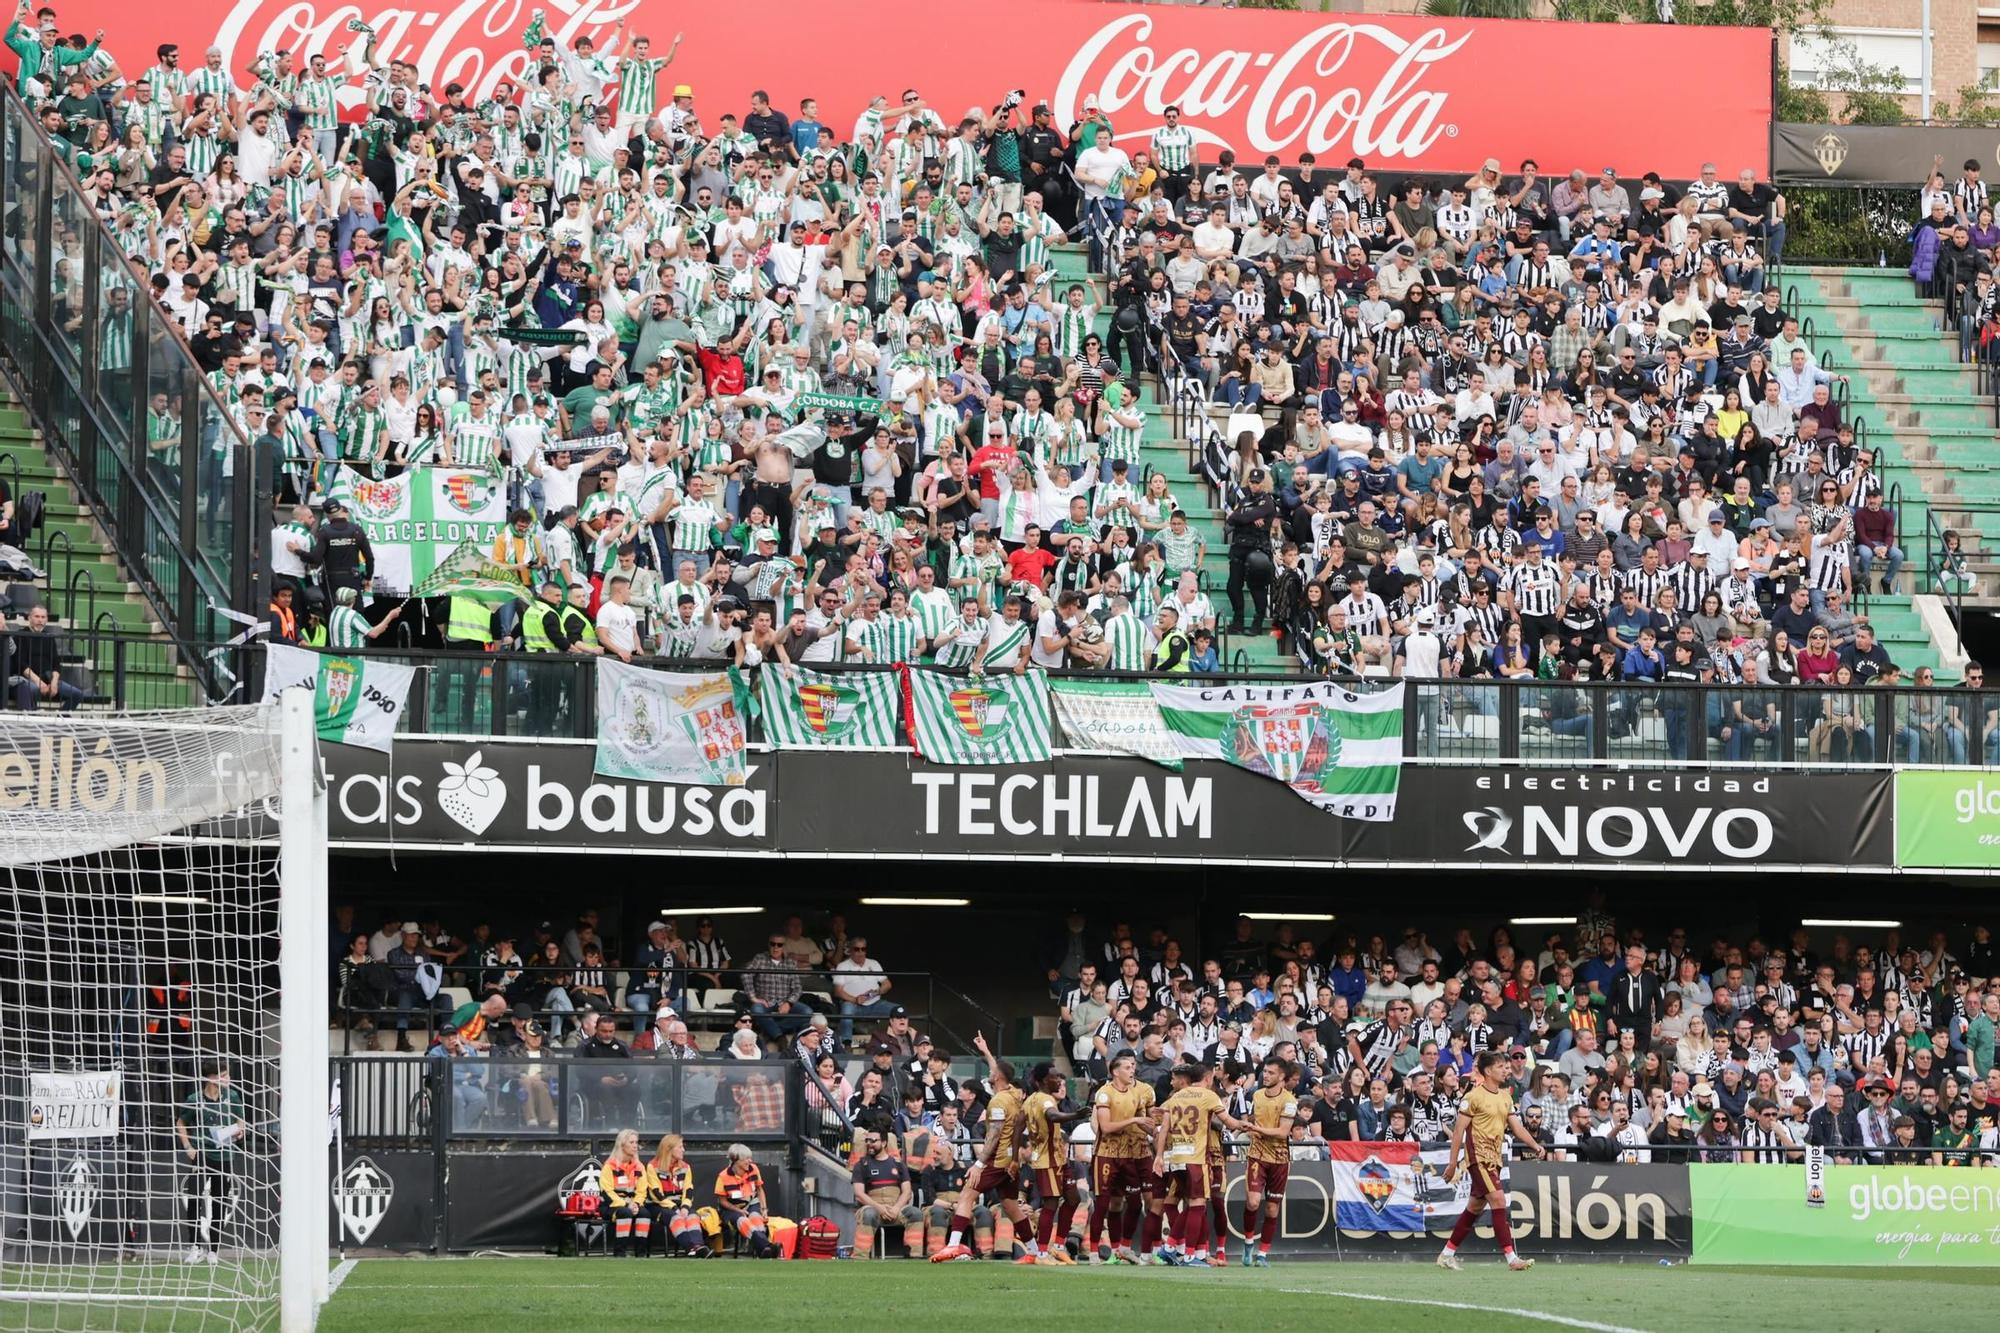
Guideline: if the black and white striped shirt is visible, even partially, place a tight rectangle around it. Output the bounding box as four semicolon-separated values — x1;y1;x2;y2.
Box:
1342;592;1390;638
1742;1121;1794;1164
1809;534;1851;592
1624;568;1668;607
1842;1028;1888;1072
1670;563;1717;610
685;937;731;975
1506;561;1563;617
1349;1020;1409;1077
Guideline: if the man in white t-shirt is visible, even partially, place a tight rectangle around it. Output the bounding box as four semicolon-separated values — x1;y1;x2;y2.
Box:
831;936;894;1045
1073;137;1132;265
594;574;641;661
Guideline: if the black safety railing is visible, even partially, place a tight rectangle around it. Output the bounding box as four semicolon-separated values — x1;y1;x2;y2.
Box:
276;644;1994;768
0;83;256;702
1779;185;1920;268
337;963;947;1049
0;623;201;711
335;1052;809;1161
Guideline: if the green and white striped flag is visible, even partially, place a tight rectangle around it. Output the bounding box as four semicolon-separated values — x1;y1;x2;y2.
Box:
261;644;414;753
1049;678;1183;770
1151;681;1404;821
753;664;901;749
901;666;1051;766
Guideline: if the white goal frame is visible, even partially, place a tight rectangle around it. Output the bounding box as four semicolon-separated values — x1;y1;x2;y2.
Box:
0;690;328;1332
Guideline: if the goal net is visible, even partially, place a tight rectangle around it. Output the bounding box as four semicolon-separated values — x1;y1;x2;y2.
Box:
0;697;326;1333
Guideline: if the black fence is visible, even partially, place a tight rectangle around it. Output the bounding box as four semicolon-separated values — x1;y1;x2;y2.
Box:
336;1053;810;1152
1781;185;1920;267
0;624;199;711
336;964;974;1050
272;645;1995;770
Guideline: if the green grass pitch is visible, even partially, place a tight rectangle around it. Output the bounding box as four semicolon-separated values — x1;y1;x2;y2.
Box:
3;1256;1991;1330
307;1256;2000;1333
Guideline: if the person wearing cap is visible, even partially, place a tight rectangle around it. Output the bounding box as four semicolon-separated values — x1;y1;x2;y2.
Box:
5;8;100;100
628;920;686;1035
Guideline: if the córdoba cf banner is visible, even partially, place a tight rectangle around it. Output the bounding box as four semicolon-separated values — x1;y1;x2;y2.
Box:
751;664;900;749
1151;681;1403;821
901;667;1051;766
261;644;414;753
593;661;748;785
1049;678;1183;770
1329;1141;1471;1232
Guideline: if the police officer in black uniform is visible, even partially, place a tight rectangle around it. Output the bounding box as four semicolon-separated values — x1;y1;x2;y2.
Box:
1019;103;1071;226
1224;468;1278;634
309;499;374;602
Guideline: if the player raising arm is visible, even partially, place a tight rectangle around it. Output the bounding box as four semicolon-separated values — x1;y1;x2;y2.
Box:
931;1032;1038;1263
1439;1049;1542;1272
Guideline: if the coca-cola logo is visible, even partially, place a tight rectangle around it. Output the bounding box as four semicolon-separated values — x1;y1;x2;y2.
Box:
1053;15;1465;162
214;0;640;110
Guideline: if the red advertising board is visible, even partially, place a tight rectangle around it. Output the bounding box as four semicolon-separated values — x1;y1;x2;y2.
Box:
80;0;1771;177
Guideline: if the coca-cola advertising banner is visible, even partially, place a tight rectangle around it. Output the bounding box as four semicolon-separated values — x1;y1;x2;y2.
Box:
110;1;1771;178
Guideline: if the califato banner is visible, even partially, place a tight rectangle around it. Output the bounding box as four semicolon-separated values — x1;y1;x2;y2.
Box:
1689;1164;2000;1267
320;740;1892;870
107;2;1769;178
1894;771;2000;871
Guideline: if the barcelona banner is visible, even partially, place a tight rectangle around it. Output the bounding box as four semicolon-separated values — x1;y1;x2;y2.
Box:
324;465;510;594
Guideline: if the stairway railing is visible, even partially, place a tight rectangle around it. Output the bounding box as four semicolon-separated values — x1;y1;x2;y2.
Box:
0;83;257;701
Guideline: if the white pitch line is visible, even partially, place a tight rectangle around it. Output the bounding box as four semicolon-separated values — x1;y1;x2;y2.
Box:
326;1259;359;1299
1281;1286;1650;1333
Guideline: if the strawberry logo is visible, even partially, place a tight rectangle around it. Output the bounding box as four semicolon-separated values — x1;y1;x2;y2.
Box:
436;751;507;836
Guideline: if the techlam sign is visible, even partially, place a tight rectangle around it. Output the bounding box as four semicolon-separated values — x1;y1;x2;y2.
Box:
114;1;1770;179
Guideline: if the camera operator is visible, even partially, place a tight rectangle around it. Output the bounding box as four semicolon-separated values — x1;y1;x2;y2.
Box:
1224;467;1278;634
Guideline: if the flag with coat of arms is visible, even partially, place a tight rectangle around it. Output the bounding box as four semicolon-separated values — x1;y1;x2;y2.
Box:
1327;1141;1471;1232
900;666;1051;765
749;664;900;749
1150;681;1404;821
260;643;415;753
324;464;509;593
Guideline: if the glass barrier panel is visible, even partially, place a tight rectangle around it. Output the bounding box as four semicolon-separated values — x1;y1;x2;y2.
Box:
49;175;89;369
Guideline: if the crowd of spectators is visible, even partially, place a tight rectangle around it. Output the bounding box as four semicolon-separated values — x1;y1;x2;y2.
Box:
17;6;1984;727
333;898;2000;1169
1045;903;2000;1165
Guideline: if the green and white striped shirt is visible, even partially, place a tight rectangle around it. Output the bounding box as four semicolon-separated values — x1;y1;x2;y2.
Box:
453;416;502;471
932;617;985;670
1100;408;1144;462
1103;611;1151;671
329;604;372;648
1151;125;1195;173
857;611;922;665
1056;304;1097;360
982;613;1031;669
666;499;721;552
910;586;955;647
297;74;340;130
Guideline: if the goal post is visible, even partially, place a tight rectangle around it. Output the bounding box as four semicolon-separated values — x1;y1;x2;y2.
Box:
0;691;328;1333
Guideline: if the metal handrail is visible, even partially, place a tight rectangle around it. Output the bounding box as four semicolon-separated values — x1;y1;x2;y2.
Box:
0;81;254;700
